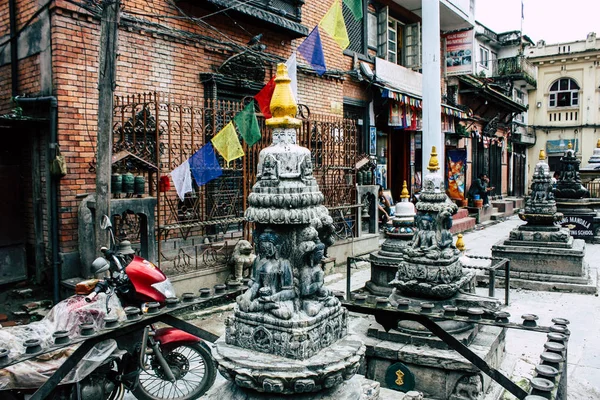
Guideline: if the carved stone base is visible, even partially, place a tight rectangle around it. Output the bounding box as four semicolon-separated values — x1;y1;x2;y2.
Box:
389;261;475;299
225;304;348;360
492;234;585;277
213;335;366;394
203;374;380;400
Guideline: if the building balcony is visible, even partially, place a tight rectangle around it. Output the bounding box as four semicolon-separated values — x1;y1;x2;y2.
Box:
489;56;537;88
511;125;536;145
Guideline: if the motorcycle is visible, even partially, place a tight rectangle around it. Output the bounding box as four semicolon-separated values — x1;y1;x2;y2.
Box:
0;215;216;400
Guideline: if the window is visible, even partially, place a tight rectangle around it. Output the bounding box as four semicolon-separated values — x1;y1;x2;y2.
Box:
548;78;580;107
377;6;421;70
346;4;421;70
479;46;489;68
368;11;377;48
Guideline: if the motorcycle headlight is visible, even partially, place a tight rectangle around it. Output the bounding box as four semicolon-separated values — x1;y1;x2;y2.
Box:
151;279;176;299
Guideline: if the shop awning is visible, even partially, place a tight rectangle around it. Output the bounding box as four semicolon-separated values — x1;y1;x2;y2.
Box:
380;85;469;119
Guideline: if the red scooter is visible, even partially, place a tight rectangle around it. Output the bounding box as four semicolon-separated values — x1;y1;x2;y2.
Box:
0;216;216;400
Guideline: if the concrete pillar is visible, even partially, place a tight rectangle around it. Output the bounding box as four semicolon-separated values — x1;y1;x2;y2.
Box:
422;0;443;178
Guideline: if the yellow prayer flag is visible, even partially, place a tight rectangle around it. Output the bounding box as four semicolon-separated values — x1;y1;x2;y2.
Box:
319;0;350;50
211;122;245;164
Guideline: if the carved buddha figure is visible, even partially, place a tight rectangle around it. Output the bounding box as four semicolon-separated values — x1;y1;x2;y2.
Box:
297;227;338;317
237;230;294;319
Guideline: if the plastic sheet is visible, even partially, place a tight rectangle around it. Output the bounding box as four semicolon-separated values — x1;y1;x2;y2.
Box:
0;293;126;390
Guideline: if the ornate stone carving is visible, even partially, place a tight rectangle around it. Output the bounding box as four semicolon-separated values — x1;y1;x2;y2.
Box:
449;374;483;400
228;240;255;282
520;150;563;224
555;142;590;199
389;147;466;299
215;63;364;394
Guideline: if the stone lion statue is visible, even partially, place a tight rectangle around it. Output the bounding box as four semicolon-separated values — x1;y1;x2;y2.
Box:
229;240;256;282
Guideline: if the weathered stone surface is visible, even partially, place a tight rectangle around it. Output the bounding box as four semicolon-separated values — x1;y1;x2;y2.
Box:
213;336;365;394
225;305;348;360
203;374;380;399
492;238;585;276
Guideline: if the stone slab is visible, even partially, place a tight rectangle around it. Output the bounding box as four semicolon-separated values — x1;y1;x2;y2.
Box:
352;314;506;399
485;266;598;294
492;238;585;276
213;335;365;394
202;374;382;400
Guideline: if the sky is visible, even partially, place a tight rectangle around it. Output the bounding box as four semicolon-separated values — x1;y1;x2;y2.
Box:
475;0;599;44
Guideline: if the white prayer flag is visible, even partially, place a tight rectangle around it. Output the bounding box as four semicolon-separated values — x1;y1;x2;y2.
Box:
171;159;192;201
285;52;298;102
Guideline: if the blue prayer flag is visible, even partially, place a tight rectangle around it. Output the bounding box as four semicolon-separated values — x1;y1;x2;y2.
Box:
297;27;327;76
189;143;222;186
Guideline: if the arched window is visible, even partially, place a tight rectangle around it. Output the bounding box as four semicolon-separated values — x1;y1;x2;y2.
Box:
548;78;580;107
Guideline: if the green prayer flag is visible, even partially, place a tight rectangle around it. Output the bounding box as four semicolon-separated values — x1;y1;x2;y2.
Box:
233;101;262;146
343;0;363;20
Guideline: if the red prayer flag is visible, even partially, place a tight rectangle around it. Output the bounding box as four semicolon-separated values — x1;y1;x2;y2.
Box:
254;76;276;119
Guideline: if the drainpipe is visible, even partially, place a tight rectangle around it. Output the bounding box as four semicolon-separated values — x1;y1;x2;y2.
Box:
15;96;59;304
9;0;18;97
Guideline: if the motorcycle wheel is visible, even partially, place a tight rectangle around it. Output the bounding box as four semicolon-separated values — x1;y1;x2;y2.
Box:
132;343;216;400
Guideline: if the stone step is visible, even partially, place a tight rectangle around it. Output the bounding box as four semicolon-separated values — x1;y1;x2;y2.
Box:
453;207;470;220
490;213;506;221
504;196;525;210
491;200;514;216
450;216;477;234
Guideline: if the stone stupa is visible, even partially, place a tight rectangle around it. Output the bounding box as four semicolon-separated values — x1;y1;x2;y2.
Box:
362;148;506;399
366;180;416;296
208;64;370;398
492;150;594;293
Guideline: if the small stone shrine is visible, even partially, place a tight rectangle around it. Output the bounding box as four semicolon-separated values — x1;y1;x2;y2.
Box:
555;141;589;199
362;148;506;399
210;64;368;398
554;141;599;244
366;181;416;296
492;150;594;293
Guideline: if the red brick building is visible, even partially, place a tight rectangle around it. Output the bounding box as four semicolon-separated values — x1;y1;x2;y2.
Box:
0;0;525;294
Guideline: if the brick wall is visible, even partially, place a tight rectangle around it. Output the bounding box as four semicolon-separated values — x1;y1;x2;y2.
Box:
1;0;365;255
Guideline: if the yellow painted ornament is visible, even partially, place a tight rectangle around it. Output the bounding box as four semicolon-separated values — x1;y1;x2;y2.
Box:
539;149;546;160
266;63;301;129
455;234;466;252
400;180;410;199
428;146;440;171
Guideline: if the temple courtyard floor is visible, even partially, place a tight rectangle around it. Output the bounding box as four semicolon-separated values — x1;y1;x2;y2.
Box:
128;215;600;399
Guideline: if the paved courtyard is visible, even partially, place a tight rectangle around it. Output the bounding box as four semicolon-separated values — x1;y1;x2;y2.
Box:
128;216;600;399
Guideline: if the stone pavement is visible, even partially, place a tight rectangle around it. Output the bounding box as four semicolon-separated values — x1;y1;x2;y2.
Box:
127;216;600;399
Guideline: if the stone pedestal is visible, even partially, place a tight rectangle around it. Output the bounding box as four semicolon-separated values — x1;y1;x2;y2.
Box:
225;304;348;360
203;374;381;400
355;315;505;400
491;225;596;293
213;335;365;394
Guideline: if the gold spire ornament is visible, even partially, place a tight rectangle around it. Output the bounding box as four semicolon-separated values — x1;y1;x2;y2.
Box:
568;141;573;150
539;149;546;160
265;63;302;129
427;146;440;171
596;139;600;148
400;180;410;199
455;234;466;252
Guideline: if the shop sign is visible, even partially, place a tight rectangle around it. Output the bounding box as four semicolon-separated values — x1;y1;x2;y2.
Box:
444;29;474;76
558;215;594;238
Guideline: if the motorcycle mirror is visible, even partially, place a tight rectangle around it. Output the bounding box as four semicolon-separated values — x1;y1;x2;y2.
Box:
100;215;112;230
91;257;110;275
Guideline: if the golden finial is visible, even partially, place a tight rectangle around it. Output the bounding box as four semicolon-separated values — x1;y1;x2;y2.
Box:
427;146;440;171
400;180;410;199
568;141;573;150
265;63;301;129
539;149;546;160
596;139;600;148
455;234;466;252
